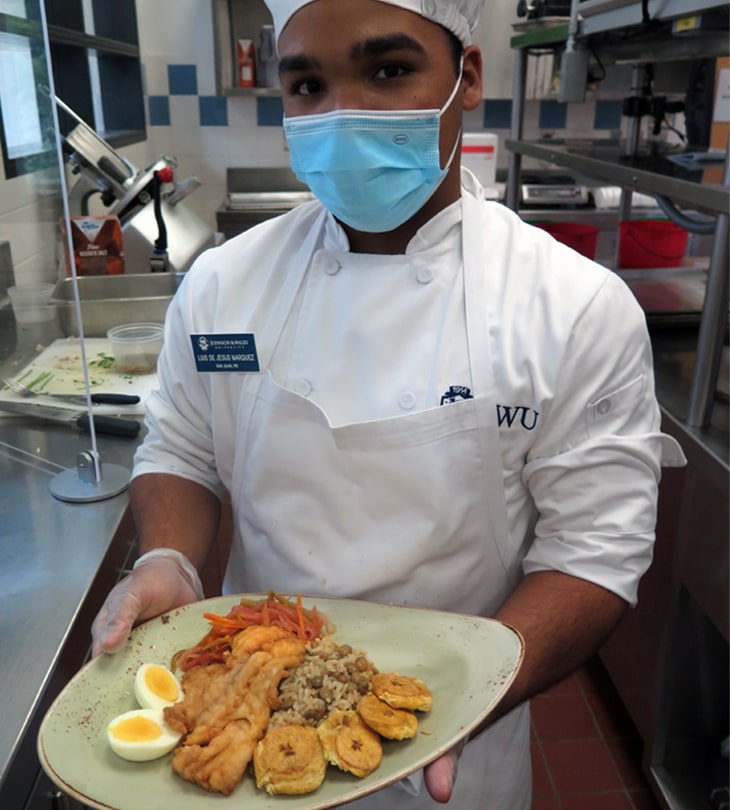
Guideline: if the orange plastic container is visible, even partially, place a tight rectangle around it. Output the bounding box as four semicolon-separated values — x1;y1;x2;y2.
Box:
533;222;600;260
618;219;688;268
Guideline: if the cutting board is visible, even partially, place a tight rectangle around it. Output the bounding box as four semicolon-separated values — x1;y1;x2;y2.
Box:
0;338;158;416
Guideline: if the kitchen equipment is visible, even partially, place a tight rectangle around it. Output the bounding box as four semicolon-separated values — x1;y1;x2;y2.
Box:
257;25;280;88
52;273;182;337
107;323;163;374
1;377;139;405
0;400;140;437
515;0;570;19
520;171;590;207
58;97;215;274
217;168;315;239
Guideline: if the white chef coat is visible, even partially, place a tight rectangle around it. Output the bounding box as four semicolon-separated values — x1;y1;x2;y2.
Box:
134;168;684;808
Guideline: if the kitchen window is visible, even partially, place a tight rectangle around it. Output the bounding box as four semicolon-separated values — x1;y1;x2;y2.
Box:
0;0;145;180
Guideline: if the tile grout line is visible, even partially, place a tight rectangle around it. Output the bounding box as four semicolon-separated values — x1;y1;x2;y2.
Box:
531;718;566;810
578;664;650;810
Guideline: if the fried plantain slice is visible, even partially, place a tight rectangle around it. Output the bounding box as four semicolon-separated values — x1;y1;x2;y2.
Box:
357;693;418;740
334;723;383;777
371;672;433;712
317;710;382;778
253;725;327;795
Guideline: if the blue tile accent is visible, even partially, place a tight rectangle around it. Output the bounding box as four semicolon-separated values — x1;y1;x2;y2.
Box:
168;64;198;95
148;95;170;126
483;99;512;129
539;100;567;129
257;96;284;126
594;99;623;130
199;96;228;126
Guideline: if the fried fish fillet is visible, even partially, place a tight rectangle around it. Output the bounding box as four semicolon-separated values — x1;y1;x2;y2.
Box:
254;725;327;795
164;625;306;795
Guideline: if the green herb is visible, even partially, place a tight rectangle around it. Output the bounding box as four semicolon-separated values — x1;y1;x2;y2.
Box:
27;370;53;391
89;352;116;370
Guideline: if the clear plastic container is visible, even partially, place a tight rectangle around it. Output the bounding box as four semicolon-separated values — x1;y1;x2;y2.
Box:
107;322;163;374
8;283;55;323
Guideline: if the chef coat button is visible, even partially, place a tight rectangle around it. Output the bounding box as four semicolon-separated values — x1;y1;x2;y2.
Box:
597;398;611;415
294;379;312;397
415;267;433;284
399;391;417;410
321;257;341;275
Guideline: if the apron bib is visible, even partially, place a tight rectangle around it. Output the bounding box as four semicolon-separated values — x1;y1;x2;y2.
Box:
224;192;530;808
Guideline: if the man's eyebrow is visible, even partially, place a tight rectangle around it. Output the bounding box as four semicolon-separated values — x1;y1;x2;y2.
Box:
278;54;322;75
278;33;425;76
350;33;426;61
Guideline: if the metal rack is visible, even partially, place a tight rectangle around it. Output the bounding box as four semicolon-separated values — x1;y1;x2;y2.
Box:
505;11;729;430
506;9;729;810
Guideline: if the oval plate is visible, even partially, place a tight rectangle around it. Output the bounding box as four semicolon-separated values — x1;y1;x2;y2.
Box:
38;594;523;809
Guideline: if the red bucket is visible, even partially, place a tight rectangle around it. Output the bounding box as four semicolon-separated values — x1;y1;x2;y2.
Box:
618;219;688;269
533;222;600;259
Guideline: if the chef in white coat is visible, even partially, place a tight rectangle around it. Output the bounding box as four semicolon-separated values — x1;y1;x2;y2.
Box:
91;0;685;806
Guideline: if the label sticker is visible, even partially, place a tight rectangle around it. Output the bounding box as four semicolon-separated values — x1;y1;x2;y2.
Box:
190;333;260;372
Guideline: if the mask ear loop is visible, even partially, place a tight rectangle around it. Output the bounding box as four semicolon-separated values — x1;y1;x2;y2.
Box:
440;56;465;172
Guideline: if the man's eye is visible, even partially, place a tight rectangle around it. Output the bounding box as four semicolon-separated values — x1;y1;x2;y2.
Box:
374;64;409;80
290;78;322;96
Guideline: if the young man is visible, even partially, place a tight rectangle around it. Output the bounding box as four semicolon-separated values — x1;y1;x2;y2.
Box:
92;1;684;806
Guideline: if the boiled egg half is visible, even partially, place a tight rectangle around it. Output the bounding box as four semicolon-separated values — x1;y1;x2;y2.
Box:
106;708;182;761
134;662;182;709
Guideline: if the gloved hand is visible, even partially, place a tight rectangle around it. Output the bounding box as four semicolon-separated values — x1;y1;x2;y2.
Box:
424;738;466;803
91;548;204;657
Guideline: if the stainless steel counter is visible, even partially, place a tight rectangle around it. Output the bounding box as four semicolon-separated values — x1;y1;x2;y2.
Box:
0;308;143;809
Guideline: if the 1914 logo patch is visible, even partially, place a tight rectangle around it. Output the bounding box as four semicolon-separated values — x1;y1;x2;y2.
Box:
440;385;473;405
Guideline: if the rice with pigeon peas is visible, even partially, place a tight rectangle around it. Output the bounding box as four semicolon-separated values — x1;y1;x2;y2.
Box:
270;636;379;728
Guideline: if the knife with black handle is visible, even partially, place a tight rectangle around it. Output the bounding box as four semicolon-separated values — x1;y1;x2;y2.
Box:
0;400;141;437
47;392;141;405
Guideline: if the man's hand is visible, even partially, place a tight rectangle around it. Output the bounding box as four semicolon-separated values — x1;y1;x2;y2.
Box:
91;549;204;656
424;739;466;803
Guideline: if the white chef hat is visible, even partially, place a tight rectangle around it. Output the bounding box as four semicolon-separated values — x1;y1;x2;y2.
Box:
265;0;484;48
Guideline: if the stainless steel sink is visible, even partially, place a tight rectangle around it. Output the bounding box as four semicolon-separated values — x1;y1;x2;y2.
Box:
52;272;184;337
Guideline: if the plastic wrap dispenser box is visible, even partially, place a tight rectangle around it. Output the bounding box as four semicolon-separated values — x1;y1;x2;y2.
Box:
461;132;498;190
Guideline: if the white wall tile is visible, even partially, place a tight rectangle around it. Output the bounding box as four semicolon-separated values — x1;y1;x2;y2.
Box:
168;96;203;157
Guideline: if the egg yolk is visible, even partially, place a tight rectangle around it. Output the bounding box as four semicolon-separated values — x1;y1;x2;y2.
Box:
145;666;179;702
112;715;163;743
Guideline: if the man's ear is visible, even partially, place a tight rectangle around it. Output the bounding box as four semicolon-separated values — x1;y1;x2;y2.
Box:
462;45;483;112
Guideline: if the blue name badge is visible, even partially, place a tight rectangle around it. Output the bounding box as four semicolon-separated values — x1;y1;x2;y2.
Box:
190;333;260;372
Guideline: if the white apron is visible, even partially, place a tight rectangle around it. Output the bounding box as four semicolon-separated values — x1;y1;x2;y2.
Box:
223;190;531;808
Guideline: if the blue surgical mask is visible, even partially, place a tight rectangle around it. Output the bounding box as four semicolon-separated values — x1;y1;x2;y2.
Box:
283;67;463;233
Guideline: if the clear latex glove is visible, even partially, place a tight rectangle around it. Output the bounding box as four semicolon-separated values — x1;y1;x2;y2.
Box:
91;548;204;657
423;738;466;803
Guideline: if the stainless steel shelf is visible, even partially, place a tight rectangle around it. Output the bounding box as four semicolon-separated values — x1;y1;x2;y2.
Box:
505;139;729;214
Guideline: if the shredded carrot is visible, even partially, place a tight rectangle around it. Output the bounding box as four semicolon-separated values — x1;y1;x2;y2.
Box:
296;592;306;640
171;591;331;672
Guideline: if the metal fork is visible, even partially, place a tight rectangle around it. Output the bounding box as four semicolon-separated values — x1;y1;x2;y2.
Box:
2;376;140;405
